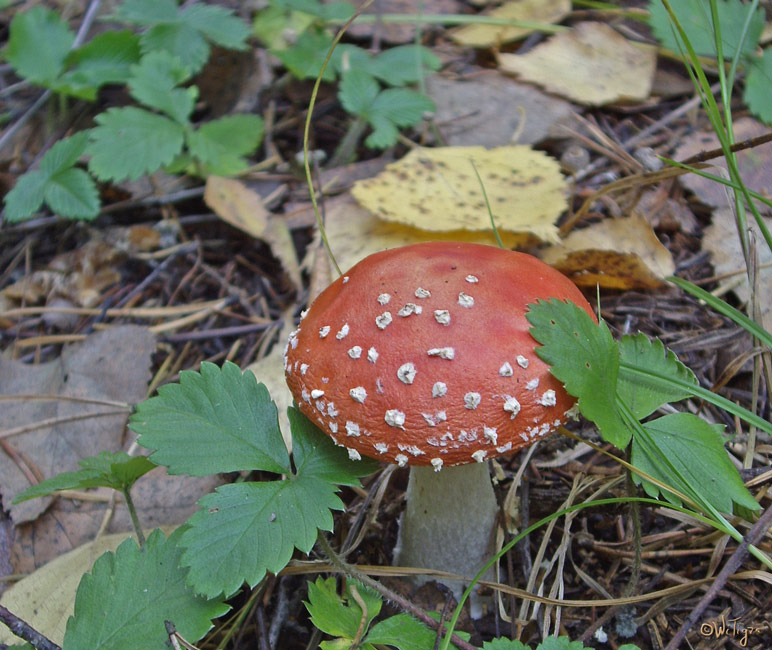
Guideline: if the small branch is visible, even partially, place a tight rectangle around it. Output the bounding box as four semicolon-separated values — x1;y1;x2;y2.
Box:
664;502;772;650
0;604;61;650
316;533;477;650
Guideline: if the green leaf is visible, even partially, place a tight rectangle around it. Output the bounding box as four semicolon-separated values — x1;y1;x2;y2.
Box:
366;613;469;650
482;640;528;650
87;106;186;181
369;45;442;86
365;89;434;148
179;3;251;50
40;132;90;176
187;114;264;175
527;299;630;448
648;0;763;60
632;412;759;513
131;361;290;476
5;6;73;86
111;0;181;25
44;168;100;220
3;170;49;222
306;577;382;639
339;70;381;118
62;529;228;650
274;29;339;81
179;408;374;597
534;638;592;650
57;31;141;100
744;49;772;125
128;51;197;122
13;451;155;503
617;333;697;419
141;22;211;74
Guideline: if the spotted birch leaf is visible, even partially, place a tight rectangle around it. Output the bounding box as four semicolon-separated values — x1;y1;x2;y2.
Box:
617;333;697;419
62;529;228;650
527;299;629;448
13;451;154;503
632;412;759;513
131;361;290;476
179;408;376;597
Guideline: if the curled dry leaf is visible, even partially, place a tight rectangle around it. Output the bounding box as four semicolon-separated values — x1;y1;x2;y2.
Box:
204;176;301;289
451;0;571;48
498;22;656;105
541;213;675;289
351;145;567;243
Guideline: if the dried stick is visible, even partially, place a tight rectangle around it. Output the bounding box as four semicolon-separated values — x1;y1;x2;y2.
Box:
0;604;61;650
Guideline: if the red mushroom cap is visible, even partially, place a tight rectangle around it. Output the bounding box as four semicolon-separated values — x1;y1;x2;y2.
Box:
284;241;595;469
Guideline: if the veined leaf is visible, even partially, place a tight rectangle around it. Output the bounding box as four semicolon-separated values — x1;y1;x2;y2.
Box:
305;577;382;640
43;167;100;220
274;30;339;81
128;51;197;123
62;529;228;650
187;114;264;175
618;333;696;419
527;299;630;448
3;170;49;222
5;6;73;86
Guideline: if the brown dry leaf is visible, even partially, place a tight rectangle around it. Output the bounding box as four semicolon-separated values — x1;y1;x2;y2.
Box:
703;207;772;332
451;0;571;48
0;326;155;523
674;117;772;212
322;193;525;276
426;70;576;147
498;22;656;105
541;213;675;289
351;145;567;243
0;527;174;646
204;176;301;288
344;0;462;43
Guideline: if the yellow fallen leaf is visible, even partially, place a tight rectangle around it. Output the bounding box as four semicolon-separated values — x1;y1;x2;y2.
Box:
452;0;570;48
498;22;656;105
204;176;301;288
351;145;567;243
541;213;675;289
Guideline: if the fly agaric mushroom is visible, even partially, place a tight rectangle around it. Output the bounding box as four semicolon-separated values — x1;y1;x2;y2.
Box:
284;241;594;616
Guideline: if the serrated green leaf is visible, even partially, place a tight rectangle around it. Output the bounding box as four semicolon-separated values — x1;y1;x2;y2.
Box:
618;333;697;419
111;0;181;25
179;3;251;50
187;114;264;174
62;529;228;650
339;69;381;118
131;361;290;476
366;613;469;650
57;30;141;99
179;408;374;597
87;106;185;181
40;132;90;176
141;22;210;73
744;49;772;125
482;639;528;650
5;6;73;86
533;637;591;650
648;0;763;60
3;170;49;222
369;45;442;86
274;29;339;81
632;412;759;513
13;451;155;503
370;88;435;126
128;51;196;122
527;299;630;448
305;577;382;639
44;167;100;219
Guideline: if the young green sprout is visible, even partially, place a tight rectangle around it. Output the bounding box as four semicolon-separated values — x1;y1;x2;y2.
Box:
284;241;594;617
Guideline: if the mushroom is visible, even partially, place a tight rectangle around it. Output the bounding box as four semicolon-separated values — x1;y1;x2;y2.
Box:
284;241;594;616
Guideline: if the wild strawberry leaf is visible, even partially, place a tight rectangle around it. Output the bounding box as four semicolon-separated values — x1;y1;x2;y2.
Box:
62;529;228;650
527;299;630;448
13;451;155;503
179;408;376;597
5;6;73;86
128;51;196;123
305;577;382;640
187;115;265;175
131;361;291;476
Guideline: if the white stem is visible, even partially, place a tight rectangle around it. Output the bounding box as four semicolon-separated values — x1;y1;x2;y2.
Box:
394;462;498;618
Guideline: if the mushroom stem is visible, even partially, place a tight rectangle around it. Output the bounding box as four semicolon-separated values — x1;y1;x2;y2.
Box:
395;462;498;619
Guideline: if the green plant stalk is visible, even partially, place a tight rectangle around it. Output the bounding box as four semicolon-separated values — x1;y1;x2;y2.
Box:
438;496;715;650
470;159;504;249
122;486;146;549
328;115;368;168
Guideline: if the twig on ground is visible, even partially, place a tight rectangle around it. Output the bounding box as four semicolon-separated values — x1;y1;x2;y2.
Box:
0;604;61;650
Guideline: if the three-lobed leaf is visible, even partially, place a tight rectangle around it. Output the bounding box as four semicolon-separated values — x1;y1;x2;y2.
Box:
187;114;265;175
128;51;197;123
62;529;228;650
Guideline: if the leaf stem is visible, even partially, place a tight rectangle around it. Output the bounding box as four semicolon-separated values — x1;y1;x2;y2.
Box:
122;486;146;549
